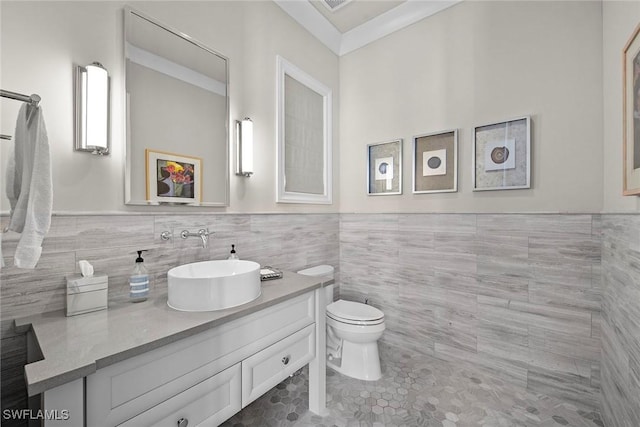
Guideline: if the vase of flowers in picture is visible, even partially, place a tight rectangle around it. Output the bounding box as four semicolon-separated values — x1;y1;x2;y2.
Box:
160;161;194;198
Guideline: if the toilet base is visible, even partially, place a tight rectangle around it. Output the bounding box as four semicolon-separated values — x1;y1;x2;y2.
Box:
327;340;382;381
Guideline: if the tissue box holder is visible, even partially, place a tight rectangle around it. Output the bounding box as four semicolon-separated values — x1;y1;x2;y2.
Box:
66;274;108;316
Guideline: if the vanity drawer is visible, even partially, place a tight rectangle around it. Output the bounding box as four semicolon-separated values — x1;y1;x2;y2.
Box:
119;363;240;427
242;323;315;407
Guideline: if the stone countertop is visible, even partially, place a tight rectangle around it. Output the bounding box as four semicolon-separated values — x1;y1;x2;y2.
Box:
15;271;331;397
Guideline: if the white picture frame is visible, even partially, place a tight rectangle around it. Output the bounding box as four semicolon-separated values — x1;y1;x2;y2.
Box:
472;116;531;191
412;130;458;194
367;139;403;196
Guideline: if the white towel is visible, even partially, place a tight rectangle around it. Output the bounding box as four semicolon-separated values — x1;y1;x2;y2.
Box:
5;103;52;268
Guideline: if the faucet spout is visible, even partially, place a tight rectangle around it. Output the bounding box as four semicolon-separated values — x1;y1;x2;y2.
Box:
198;229;209;248
180;228;211;248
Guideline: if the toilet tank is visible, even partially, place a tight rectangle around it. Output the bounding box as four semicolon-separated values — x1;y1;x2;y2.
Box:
297;265;334;306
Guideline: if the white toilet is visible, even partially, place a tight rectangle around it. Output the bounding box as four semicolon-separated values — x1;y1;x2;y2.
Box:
297;265;385;381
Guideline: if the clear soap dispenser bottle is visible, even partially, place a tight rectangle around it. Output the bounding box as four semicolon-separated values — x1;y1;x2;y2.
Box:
228;244;239;260
129;250;149;302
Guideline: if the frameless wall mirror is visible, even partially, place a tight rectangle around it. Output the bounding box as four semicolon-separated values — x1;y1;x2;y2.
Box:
124;7;229;206
276;56;332;204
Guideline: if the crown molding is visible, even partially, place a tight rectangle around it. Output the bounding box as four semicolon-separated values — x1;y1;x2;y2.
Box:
274;0;462;57
274;0;343;54
339;0;461;55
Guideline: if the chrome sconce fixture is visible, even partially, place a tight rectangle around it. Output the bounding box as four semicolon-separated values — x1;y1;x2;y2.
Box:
74;62;110;155
235;118;254;177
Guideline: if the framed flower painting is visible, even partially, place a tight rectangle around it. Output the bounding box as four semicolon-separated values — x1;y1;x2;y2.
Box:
145;149;202;204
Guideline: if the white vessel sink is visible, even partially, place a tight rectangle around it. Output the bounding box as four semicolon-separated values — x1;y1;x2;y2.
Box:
167;260;261;311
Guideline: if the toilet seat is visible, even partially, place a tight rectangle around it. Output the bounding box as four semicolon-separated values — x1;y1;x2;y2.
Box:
326;300;385;326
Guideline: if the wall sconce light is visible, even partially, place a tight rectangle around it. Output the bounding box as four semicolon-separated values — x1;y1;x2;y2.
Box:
74;62;110;155
235;117;254;177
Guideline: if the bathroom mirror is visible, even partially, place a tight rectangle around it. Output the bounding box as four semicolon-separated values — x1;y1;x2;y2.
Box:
124;7;229;206
276;56;332;204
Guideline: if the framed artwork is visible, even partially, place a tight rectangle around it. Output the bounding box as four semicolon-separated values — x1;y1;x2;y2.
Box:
367;139;402;195
472;116;531;191
412;130;458;193
145;149;202;204
623;23;640;195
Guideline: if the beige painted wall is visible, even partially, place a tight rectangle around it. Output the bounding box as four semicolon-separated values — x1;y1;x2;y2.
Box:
2;1;631;215
339;1;604;213
602;1;640;213
0;1;340;213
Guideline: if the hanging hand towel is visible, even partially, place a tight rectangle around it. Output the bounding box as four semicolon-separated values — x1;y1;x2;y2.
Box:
5;103;52;268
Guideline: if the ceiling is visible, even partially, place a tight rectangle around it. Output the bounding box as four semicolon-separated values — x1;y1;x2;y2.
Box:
274;0;462;56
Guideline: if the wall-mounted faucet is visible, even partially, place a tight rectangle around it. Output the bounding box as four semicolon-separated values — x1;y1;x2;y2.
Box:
180;228;211;248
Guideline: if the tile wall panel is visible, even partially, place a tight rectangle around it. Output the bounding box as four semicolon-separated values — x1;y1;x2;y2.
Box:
601;215;640;427
339;213;602;410
0;213;339;424
6;211;636;424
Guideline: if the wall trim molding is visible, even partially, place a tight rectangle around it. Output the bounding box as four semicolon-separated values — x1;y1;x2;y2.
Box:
274;0;462;56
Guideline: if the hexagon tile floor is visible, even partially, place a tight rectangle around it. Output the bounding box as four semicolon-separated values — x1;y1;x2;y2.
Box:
220;344;605;427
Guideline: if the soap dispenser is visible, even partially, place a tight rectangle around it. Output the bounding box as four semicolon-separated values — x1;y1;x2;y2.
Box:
228;244;239;260
129;250;149;303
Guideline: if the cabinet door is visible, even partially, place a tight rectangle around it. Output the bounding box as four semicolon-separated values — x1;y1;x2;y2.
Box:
119;363;240;427
242;324;315;407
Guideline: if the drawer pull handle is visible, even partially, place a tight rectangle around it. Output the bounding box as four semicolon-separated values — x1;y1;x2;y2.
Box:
282;355;290;365
177;417;188;427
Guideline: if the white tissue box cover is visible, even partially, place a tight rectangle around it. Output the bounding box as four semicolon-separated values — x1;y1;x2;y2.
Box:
66;274;108;316
66;274;108;294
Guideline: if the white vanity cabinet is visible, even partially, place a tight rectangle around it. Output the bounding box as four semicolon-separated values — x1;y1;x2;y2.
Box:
86;292;316;427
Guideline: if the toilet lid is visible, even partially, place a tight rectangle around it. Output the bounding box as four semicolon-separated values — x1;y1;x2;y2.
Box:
326;300;384;323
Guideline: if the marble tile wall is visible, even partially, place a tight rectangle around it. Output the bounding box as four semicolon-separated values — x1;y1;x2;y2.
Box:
339;213;602;410
5;211;632;425
601;215;640;427
0;213;339;420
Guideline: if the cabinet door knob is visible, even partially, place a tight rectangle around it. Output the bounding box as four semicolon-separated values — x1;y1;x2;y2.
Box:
177;417;188;427
282;355;290;365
